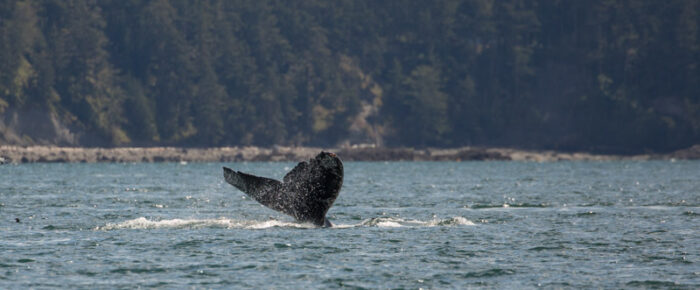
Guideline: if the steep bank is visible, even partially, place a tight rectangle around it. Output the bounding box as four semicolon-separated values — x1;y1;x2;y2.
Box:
1;1;698;152
1;145;698;163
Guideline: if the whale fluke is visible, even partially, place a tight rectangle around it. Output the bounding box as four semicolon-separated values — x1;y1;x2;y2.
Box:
223;152;343;227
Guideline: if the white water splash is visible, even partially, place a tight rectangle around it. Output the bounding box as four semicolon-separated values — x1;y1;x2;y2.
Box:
335;216;475;228
364;216;474;227
244;220;316;229
96;216;475;230
96;217;317;230
376;220;403;227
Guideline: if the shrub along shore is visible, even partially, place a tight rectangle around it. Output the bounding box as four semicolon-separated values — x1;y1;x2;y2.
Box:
1;145;698;164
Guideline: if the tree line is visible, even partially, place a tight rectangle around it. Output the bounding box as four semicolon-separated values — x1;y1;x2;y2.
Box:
1;0;698;153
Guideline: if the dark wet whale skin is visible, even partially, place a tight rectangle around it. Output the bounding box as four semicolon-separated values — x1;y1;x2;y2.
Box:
223;152;343;227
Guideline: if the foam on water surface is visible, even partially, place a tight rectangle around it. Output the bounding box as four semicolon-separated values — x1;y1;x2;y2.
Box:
97;216;475;230
96;217;313;230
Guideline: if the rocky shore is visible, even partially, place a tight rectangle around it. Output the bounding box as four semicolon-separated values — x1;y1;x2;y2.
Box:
1;144;698;163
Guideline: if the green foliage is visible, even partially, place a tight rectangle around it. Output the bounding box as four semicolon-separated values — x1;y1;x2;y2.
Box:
0;97;7;113
0;0;697;153
397;65;450;146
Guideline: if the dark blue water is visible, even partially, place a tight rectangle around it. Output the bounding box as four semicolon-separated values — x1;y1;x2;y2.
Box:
1;161;698;288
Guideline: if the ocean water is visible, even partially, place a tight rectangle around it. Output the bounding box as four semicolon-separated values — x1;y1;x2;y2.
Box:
0;161;698;288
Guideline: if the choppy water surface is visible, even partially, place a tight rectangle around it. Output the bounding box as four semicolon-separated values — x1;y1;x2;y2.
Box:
1;161;698;288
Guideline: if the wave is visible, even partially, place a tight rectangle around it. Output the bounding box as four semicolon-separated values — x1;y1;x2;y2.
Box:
96;217;314;230
348;216;475;228
96;216;475;230
469;203;550;209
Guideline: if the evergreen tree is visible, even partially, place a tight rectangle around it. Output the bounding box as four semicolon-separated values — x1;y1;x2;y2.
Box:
0;0;697;152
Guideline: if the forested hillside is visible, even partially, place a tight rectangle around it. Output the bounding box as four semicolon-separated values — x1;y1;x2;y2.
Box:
1;0;698;153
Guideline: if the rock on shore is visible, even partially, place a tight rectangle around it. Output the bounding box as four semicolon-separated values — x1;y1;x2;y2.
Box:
0;145;697;163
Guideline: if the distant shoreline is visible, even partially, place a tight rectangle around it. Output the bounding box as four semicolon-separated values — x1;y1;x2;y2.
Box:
1;145;699;164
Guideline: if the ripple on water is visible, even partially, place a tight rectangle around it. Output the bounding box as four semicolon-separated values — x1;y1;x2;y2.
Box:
470;203;550;209
626;280;682;288
528;245;568;252
459;268;516;278
109;267;168;274
2;161;699;288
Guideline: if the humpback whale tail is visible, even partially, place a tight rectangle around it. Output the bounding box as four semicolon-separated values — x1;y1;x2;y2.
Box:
223;167;281;200
223;152;343;227
222;167;293;216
